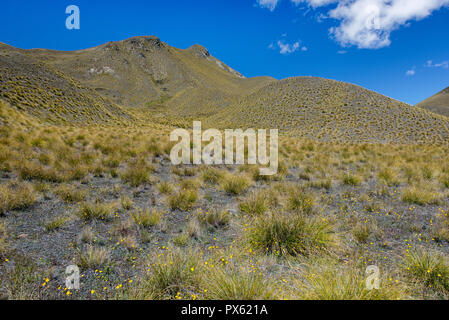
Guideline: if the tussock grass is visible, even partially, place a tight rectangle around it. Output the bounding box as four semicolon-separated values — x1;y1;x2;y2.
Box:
196;209;230;229
293;260;405;300
156;181;174;194
54;184;87;203
204;266;275;300
247;213;336;257
239;191;269;216
168;189;198;211
121;163;153;187
180;179;201;190
77;201;116;221
308;179;332;190
0;181;38;214
221;174;250;195
77;246;110;271
378;168;400;186
131;208;163;228
201;167;225;184
139;248;204;299
402;248;449;295
401;187;441;206
120;196;134;210
286;186;314;214
432;211;449;242
239;188;280;216
341;173;361;186
78;227;95;244
44;215;70;232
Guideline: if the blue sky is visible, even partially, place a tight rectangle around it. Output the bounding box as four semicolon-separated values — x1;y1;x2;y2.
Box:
1;0;448;105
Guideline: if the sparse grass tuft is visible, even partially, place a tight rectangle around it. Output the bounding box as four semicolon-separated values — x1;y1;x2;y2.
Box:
201;167;225;184
222;175;250;195
168;189;198;211
401;187;441;206
0;181;38;214
77;201;115;221
286;187;314;214
341;173;361;186
121;196;134;210
247;213;336;257
131;208;163;228
402;248;449;295
196;209;230;228
44;215;70;232
157;181;174;194
239;191;269;216
294;260;405;300
432;211;449;242
77;246;110;271
54;184;87;203
205;266;275;300
121;163;153;187
140;248;204;299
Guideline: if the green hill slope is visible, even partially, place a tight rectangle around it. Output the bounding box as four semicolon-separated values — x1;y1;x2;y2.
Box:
0;44;131;124
417;86;449;117
206;77;449;144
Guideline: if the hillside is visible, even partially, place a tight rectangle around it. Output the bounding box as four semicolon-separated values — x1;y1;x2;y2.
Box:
206;77;449;144
24;36;275;114
0;44;131;124
417;86;449;118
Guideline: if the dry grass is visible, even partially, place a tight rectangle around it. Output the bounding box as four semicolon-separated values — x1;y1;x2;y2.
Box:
0;181;38;214
247;213;337;257
131;208;163;228
54;184;87;203
221;174;251;195
402;248;449;296
293;260;405;300
77;201;116;221
168;189;198;211
77;246;110;271
401;187;442;206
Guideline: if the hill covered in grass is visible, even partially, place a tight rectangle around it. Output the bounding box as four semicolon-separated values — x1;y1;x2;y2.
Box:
0;44;131;124
417;86;449;118
1;37;449;144
206;77;449;144
22;36;275;113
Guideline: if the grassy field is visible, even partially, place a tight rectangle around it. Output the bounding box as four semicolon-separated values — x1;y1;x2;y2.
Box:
1;37;448;300
0;119;448;300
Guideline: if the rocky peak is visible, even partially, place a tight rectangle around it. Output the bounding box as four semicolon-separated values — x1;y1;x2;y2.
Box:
187;44;210;59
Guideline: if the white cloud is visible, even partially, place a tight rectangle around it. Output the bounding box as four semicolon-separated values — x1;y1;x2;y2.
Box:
426;60;449;69
257;0;449;49
257;0;280;11
406;69;415;76
276;40;301;54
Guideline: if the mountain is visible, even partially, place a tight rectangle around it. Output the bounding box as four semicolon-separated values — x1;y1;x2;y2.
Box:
19;36;275;114
206;77;449;144
1;37;449;144
416;86;449;118
0;43;131;124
